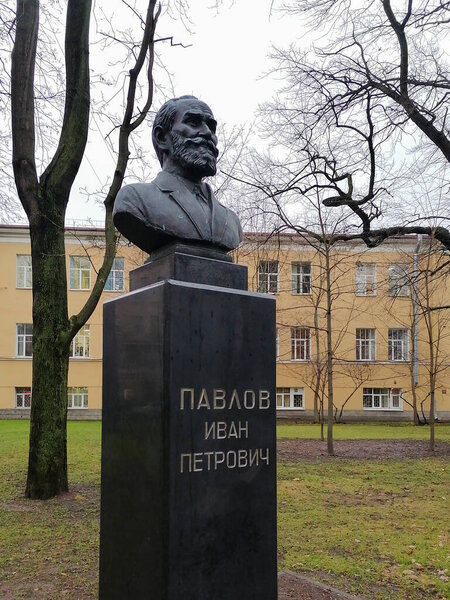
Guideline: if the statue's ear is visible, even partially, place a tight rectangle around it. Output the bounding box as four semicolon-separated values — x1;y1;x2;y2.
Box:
153;125;170;154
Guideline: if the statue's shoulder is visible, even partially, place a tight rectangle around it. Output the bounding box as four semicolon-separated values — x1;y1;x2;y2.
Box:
114;176;169;219
116;180;159;204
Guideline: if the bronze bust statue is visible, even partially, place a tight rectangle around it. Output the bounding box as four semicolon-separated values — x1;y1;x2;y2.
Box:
113;96;242;254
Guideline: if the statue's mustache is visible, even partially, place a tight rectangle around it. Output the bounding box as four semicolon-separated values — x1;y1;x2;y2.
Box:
181;137;219;158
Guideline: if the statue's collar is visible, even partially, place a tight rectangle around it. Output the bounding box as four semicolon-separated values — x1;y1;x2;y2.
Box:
154;170;210;197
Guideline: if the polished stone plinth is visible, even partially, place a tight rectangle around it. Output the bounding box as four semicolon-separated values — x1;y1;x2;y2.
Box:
99;249;277;600
129;242;247;291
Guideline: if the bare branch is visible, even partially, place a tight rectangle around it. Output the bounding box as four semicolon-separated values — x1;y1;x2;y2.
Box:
66;0;159;339
154;35;192;48
39;0;92;204
11;0;39;216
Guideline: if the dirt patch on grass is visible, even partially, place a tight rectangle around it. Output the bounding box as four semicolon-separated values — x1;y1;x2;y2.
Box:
277;438;450;462
1;483;99;518
0;568;97;600
279;571;363;599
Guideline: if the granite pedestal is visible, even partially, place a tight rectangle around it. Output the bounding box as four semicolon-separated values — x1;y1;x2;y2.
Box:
99;246;277;600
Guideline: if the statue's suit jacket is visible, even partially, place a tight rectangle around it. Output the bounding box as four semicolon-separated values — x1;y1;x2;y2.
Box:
113;171;242;254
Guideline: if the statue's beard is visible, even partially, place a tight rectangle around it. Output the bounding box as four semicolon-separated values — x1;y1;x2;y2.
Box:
170;132;218;178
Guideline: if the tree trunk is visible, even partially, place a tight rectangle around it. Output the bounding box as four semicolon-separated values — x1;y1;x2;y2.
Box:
429;390;435;451
325;246;334;456
11;0;158;499
423;246;436;452
412;392;420;425
409;369;420;425
320;399;324;441
313;303;321;423
408;330;420;425
411;242;421;425
26;214;70;499
313;389;320;423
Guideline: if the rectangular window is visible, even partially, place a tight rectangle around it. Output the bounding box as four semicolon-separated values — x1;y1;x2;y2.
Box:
257;260;279;293
363;388;403;410
15;387;31;408
291;262;312;294
291;327;311;360
105;257;125;291
69;325;90;358
356;263;376;296
68;387;88;409
69;256;90;290
16;255;32;288
356;328;376;361
388;263;410;297
388;328;409;361
16;323;33;357
276;387;304;409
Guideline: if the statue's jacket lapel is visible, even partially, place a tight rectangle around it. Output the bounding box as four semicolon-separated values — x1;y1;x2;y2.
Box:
168;189;208;240
153;171;228;245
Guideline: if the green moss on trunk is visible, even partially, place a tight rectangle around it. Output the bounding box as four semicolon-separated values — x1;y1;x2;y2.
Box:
26;216;70;499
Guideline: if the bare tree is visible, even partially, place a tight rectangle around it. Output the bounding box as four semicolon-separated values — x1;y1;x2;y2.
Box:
412;236;450;448
377;235;450;445
10;0;161;499
240;192;366;455
329;363;372;423
223;1;449;444
259;0;450;248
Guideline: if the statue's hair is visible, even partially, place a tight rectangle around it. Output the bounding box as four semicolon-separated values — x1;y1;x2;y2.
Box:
152;95;199;166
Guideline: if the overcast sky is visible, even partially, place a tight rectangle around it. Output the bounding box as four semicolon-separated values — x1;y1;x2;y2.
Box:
66;1;299;223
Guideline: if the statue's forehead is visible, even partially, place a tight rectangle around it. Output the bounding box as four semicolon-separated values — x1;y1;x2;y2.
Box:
175;98;214;118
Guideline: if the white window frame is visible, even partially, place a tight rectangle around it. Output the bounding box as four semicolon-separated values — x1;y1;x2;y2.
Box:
356;263;377;296
356;328;376;361
291;262;312;295
15;387;31;408
69;325;90;358
388;328;409;361
16;255;32;289
68;387;88;409
291;327;311;361
69;256;91;290
276;387;305;410
388;263;410;297
363;388;403;410
257;260;279;294
16;323;33;357
105;257;125;292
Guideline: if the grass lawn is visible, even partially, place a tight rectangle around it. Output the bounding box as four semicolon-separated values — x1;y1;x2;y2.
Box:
0;421;101;599
0;420;448;599
277;421;450;441
278;459;449;599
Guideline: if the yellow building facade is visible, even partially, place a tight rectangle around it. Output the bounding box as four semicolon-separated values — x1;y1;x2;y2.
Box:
1;225;449;421
237;233;450;421
0;225;144;419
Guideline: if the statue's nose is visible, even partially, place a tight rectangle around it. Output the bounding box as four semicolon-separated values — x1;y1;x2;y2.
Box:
199;122;216;142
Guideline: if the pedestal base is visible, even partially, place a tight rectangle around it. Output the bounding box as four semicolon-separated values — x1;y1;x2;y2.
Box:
99;252;277;600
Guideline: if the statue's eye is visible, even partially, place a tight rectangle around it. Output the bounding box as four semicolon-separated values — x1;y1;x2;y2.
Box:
186;115;202;126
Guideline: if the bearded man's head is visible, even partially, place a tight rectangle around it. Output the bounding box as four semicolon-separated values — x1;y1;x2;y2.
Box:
152;96;219;181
